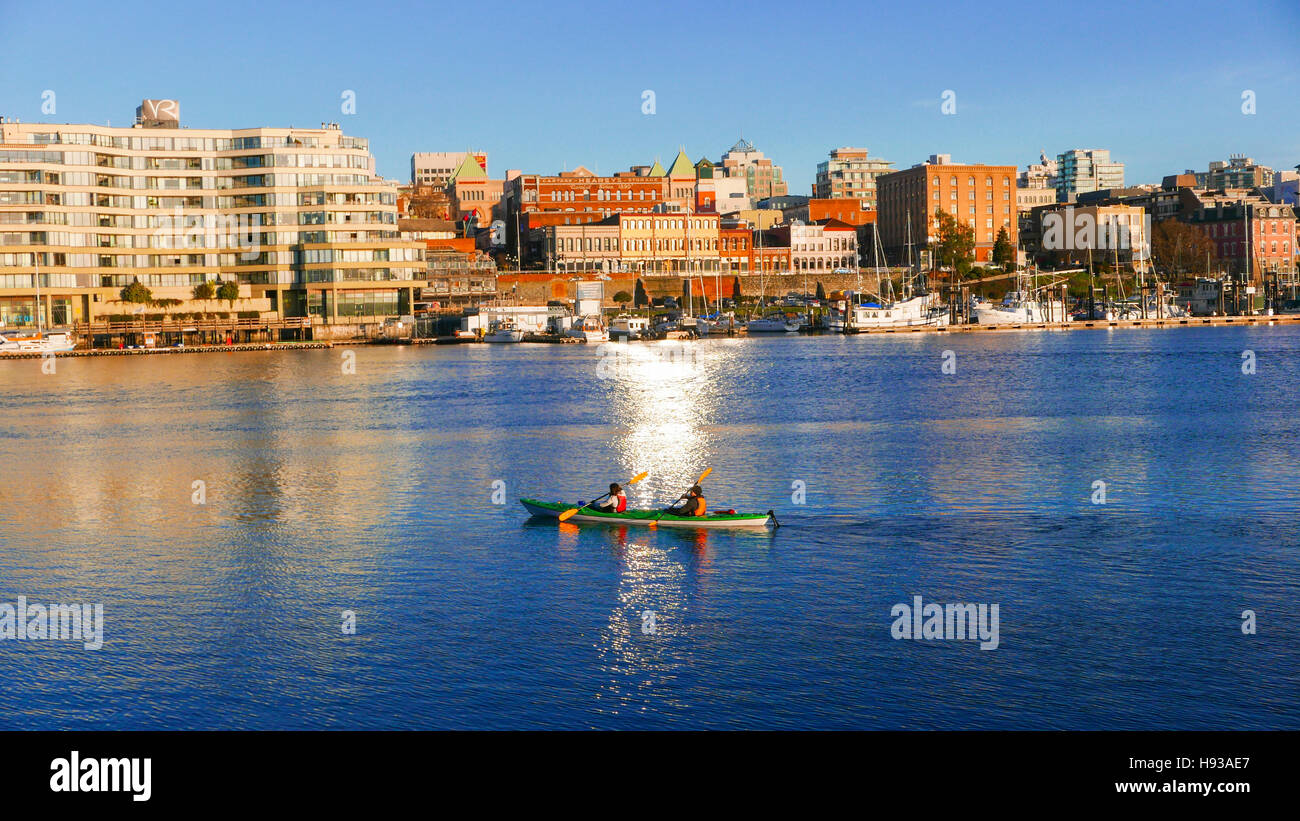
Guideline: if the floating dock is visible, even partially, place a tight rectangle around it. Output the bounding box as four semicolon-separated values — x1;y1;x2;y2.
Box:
851;315;1300;334
0;341;332;359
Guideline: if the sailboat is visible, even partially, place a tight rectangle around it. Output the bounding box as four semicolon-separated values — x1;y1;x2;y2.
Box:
1;257;75;353
829;220;947;331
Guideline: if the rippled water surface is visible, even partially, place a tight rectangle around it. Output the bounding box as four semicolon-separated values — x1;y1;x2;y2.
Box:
1;328;1298;729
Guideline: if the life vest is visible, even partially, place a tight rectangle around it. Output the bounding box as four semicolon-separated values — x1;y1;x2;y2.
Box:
694;497;706;516
614;493;627;513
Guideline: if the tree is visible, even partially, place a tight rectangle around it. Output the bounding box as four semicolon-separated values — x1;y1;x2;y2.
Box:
929;209;975;280
216;280;241;304
1151;219;1215;275
732;276;742;302
612;290;632;309
633;278;648;308
192;280;216;301
816;281;826;300
992;227;1015;269
120;278;153;305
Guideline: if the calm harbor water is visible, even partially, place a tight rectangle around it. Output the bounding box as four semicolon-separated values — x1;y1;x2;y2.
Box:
1;328;1298;729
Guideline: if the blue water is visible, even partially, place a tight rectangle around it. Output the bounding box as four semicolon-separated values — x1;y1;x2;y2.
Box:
1;328;1298;729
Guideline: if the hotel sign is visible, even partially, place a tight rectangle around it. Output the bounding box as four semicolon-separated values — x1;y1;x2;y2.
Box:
137;99;180;128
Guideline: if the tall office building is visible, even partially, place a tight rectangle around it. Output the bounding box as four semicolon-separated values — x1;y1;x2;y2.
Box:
812;147;894;209
877;154;1017;263
0;100;423;328
1055;148;1125;201
718;138;788;200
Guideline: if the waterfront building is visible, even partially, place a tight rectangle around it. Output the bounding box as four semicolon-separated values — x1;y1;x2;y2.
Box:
1193;155;1275;191
1055;149;1125;202
808;198;875;226
447;154;504;232
411;151;486;188
718;226;753;275
812;147;894;210
771;220;858;274
664;149;698;213
1182;191;1296;280
506;164;672;266
877;154;1017;263
1032;203;1149;269
0;101;423;330
539;218;622;274
616;212;720;274
718;138;788;200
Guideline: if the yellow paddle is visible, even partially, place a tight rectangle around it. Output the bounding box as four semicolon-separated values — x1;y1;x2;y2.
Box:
558;471;648;522
648;467;712;529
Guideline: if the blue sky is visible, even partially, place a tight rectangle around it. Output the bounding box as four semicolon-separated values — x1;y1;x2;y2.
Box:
2;0;1297;190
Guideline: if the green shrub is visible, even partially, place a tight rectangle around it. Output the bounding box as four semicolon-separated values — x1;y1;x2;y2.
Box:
237;310;260;319
120;278;153;304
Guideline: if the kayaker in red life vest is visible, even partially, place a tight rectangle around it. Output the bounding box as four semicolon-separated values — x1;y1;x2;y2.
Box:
668;485;707;517
592;483;627;513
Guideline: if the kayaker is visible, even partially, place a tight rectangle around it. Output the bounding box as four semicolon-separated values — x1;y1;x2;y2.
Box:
593;483;627;513
668;485;706;517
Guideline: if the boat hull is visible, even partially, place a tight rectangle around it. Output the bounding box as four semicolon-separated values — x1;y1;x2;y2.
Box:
521;498;774;529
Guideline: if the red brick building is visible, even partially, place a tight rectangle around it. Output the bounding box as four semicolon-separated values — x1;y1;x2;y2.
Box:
1183;191;1296;278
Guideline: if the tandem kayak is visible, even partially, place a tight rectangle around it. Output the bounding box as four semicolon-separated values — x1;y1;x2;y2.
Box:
520;498;777;529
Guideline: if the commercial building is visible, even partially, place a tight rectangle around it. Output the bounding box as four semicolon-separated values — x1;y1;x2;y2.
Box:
877;154;1017;263
1055;149;1125;201
447;154;504;231
718;138;788;200
0;101;423;330
772;220;858;273
1182;191;1295;279
1194;155;1275;191
411;151;486;188
812;147;894;209
1032;204;1149;268
616;212;720;274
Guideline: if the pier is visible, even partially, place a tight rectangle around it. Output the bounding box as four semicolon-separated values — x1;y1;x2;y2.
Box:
852;314;1300;334
0;341;332;359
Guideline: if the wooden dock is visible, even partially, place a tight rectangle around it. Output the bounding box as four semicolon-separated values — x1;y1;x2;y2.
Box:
848;314;1300;334
0;341;332;359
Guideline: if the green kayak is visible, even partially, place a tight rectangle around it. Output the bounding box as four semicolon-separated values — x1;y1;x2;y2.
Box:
520;498;776;529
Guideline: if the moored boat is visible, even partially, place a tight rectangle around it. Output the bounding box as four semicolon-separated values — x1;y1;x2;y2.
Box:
520;498;776;529
745;312;801;333
609;315;650;341
483;320;524;343
563;315;609;343
0;330;75;353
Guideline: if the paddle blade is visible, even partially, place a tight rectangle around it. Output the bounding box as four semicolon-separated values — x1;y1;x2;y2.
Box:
695;467;713;484
627;471;649;485
557;507;580;522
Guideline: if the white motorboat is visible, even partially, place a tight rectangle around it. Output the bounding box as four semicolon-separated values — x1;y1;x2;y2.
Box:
829;294;948;332
564;315;608;343
609;315;650;341
483;320;524;343
0;329;75;353
745;313;801;333
2;260;75;353
974;292;1064;324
